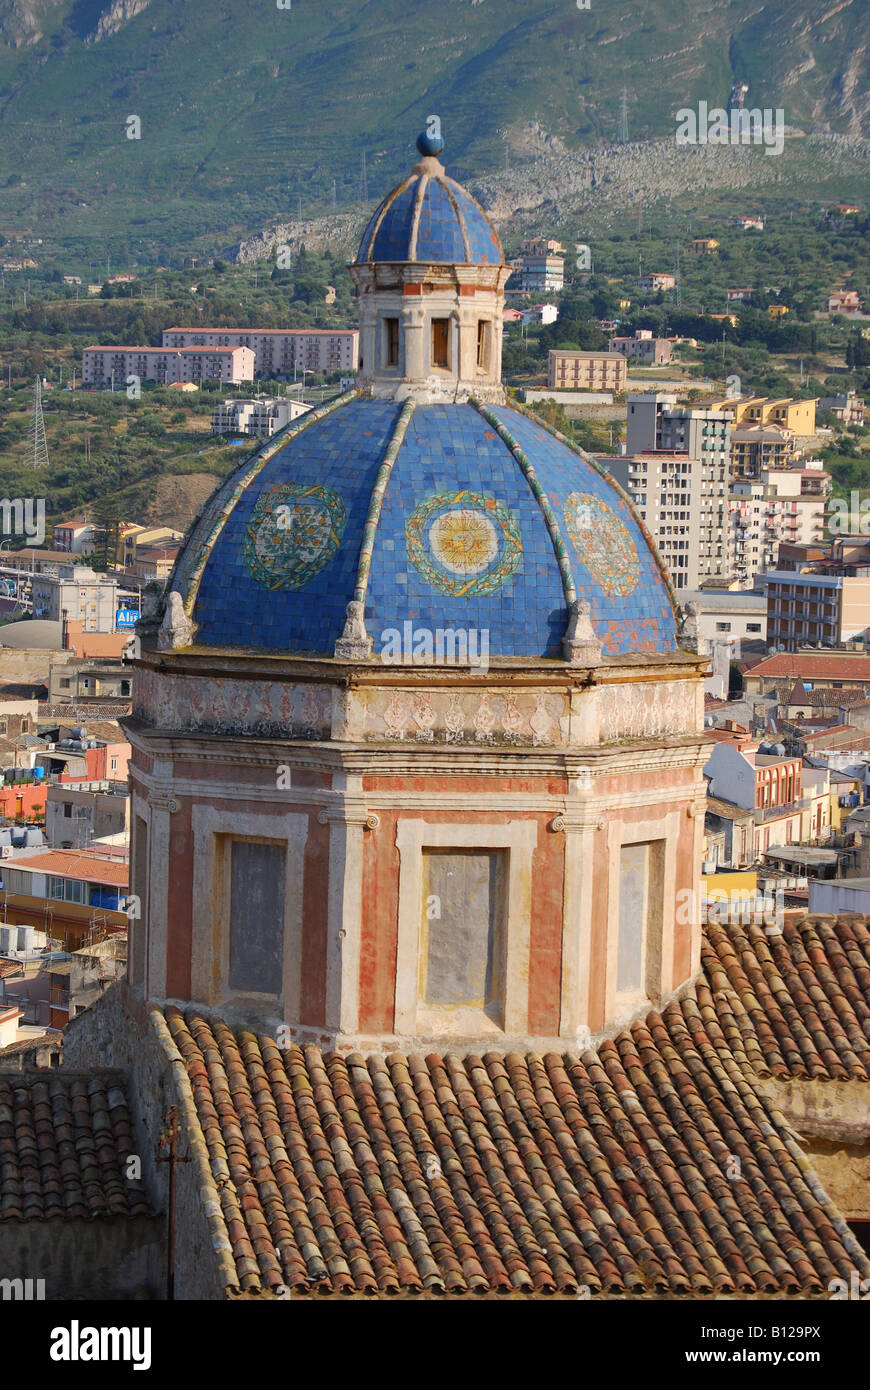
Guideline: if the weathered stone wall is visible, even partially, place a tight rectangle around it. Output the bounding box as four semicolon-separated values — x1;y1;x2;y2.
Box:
64;983;231;1300
0;1214;164;1300
759;1076;870;1220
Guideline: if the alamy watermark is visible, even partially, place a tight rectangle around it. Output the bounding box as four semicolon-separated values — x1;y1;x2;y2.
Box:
676;885;785;934
828;490;870;536
379;621;490;673
0;497;45;546
675;102;784;157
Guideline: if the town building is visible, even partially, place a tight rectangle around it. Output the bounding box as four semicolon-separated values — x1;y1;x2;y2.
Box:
827;290;863;315
681;588;767;646
162;327;359;376
52;521;98;555
211;396;311;437
81;345;255;386
686;238;719;256
608;329;674;364
520;303;559;326
518;243;565;294
704;740;831;862
547;350;627;392
742;647;870;697
819;392;865;426
45;779;130;849
733;215;764;231
614;394;732;590
637;272;675;292
0;844;128;951
120;525;183;569
127;543;182;581
31;568;118;632
729;424;796;475
729;466;829;586
764;539;870;649
712;396;818;436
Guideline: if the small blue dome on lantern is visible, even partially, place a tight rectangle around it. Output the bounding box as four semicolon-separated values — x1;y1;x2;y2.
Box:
356;129;502;266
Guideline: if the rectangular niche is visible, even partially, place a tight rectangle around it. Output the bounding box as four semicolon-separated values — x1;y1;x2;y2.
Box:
421;849;506;1024
228;839;286;995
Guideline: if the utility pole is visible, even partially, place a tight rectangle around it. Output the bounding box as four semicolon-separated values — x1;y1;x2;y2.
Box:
331;179;337;212
673;241;681;309
360;151;368;202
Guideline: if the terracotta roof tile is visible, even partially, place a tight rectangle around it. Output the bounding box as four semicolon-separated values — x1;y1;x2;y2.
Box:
0;1073;149;1221
159;963;870;1296
702;915;870;1081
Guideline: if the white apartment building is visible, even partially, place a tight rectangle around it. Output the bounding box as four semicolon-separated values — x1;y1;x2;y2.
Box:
730;468;829;587
519;255;564;294
31;569;118;632
82;345;254;386
211;397;312;438
162;328;359;377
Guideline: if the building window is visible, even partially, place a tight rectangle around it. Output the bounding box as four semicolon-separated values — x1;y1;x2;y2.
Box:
431;318;450;370
228;839;286;995
715;622;731;632
421;849;506;1024
747;623;761;633
476;320;490;371
383;317;399;368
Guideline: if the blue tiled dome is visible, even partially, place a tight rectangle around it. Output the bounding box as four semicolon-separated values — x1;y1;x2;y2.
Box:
171;397;678;660
357;171;502;265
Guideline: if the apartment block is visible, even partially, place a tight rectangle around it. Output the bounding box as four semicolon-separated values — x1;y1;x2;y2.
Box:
617;393;732;590
765;538;870;650
730;467;829;586
82;345;254;386
163;327;359;377
712;396;817;435
547;350;627;392
519;254;564;294
729;424;796;477
211;397;311;438
31;570;118;632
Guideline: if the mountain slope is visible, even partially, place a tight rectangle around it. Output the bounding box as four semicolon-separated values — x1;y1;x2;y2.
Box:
0;0;866;255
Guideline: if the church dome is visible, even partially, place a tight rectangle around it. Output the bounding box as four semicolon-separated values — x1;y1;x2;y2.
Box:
161;131;678;663
168;396;677;660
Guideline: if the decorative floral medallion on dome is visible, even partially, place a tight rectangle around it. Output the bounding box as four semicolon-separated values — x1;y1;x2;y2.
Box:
563;492;640;597
406;490;522;597
243;483;347;591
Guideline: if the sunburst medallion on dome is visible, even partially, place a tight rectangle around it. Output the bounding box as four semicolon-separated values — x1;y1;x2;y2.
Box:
406;490;522;597
563;492;640;597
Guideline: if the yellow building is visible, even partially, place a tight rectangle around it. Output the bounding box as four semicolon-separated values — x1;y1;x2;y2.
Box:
710;396;817;434
688;238;720;256
767;304;789;318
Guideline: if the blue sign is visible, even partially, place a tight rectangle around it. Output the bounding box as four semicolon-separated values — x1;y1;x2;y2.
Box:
116;608;140;629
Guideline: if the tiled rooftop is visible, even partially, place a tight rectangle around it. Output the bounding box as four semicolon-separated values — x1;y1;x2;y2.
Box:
157;914;870;1297
0;1072;149;1220
702;915;870;1081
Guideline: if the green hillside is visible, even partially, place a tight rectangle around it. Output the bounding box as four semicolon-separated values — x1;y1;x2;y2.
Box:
0;0;867;260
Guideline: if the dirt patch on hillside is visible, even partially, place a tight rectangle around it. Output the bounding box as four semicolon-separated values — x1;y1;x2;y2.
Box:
142;472;221;532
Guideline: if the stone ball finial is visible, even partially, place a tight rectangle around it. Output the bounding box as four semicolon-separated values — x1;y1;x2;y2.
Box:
416;125;445;158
